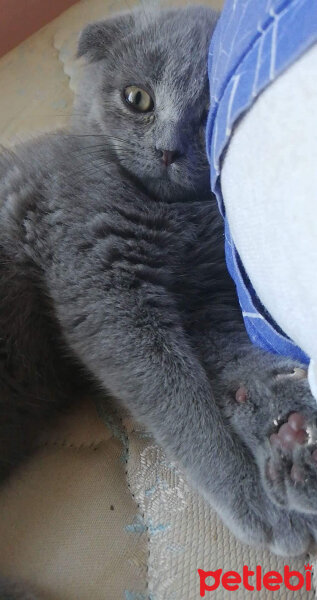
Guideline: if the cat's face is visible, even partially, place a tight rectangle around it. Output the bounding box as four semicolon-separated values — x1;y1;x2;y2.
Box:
76;6;218;201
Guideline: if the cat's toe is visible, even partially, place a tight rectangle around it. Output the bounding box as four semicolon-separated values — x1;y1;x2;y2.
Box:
263;412;317;513
269;412;308;452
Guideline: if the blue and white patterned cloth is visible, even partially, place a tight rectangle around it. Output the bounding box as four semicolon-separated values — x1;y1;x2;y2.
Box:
206;0;317;364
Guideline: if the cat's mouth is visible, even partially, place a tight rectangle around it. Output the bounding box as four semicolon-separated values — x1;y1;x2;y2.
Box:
143;160;180;181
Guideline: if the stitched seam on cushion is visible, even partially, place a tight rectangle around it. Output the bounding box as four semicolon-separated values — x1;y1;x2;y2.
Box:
53;32;74;93
95;402;150;597
120;413;151;599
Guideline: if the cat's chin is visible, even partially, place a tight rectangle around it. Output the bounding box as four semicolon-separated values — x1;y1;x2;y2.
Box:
143;173;211;203
142;176;194;203
119;160;209;202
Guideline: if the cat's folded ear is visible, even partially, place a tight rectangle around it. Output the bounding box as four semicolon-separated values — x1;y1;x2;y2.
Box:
77;13;135;62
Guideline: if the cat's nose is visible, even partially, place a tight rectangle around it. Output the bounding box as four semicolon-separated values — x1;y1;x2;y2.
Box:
161;150;179;167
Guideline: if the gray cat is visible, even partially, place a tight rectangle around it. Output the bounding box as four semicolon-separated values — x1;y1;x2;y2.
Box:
1;5;317;598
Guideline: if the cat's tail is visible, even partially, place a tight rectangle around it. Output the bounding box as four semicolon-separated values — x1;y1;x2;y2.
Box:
0;577;40;600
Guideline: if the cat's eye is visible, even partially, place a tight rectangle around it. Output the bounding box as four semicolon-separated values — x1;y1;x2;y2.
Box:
123;86;154;113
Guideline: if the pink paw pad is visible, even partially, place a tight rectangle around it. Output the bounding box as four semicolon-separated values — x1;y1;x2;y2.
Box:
290;464;305;483
271;413;307;452
235;385;248;404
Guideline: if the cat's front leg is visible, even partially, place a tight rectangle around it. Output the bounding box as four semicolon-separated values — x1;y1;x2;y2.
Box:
50;270;278;551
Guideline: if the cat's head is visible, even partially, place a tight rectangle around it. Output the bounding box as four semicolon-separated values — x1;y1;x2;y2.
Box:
75;5;218;201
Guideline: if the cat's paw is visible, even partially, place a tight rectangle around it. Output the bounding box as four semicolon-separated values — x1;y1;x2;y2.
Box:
214;353;317;554
222;355;317;514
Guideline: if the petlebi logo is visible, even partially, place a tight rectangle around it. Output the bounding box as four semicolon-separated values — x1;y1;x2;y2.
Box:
198;564;313;596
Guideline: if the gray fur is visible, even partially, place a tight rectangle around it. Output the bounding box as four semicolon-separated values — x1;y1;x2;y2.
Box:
1;6;317;597
0;579;38;600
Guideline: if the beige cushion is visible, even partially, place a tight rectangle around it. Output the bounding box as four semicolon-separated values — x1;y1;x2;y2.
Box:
0;401;314;599
0;401;147;600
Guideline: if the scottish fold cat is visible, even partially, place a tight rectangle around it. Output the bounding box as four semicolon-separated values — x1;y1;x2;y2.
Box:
1;5;317;597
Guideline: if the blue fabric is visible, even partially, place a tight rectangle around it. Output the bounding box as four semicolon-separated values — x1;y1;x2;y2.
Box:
206;0;317;364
